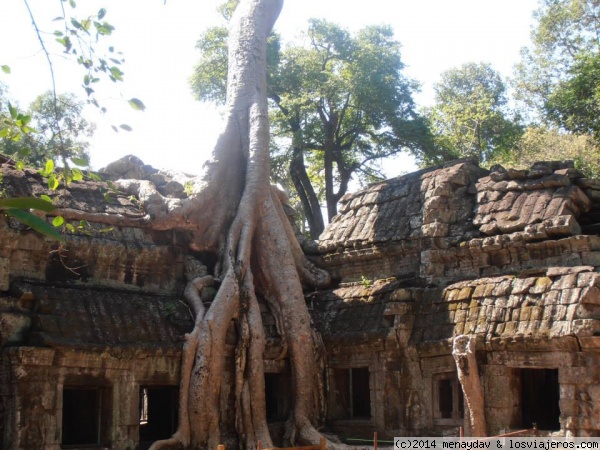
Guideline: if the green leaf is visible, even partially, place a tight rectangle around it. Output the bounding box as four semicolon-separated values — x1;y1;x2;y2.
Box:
98;8;107;20
15;161;24;171
119;124;133;132
71;168;84;181
0;129;7;138
66;223;75;232
128;98;146;111
0;197;56;212
6;209;63;241
8;102;17;119
71;157;89;167
52;216;65;227
111;125;118;133
94;22;115;36
88;172;101;181
45;159;55;175
1;65;10;74
68;0;76;8
40;195;53;203
109;66;124;81
47;175;59;190
52;16;65;21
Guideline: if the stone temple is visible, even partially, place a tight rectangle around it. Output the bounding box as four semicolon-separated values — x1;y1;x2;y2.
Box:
0;155;599;449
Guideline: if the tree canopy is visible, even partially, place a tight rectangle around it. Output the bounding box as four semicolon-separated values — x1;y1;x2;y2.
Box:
514;0;600;120
191;17;431;237
545;51;600;139
424;62;523;166
491;125;600;178
1;91;95;168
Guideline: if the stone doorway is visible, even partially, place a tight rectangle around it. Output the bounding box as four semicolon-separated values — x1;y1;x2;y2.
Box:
520;368;560;430
138;386;179;449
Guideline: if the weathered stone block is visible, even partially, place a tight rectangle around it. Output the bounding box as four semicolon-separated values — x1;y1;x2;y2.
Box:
561;288;582;305
581;251;600;267
580;286;600;305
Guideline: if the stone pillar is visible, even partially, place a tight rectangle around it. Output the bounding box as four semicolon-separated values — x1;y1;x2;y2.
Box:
452;335;486;437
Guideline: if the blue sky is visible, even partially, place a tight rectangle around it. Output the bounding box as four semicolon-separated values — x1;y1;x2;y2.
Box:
0;0;539;175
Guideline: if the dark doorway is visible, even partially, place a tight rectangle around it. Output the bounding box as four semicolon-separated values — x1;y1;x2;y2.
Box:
330;367;371;419
520;368;560;430
439;378;454;419
139;386;179;449
433;372;464;424
351;367;371;418
265;373;291;422
62;387;103;446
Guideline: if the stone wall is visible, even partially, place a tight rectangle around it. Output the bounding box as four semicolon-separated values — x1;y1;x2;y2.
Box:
313;157;600;438
0;347;182;449
2;156;600;447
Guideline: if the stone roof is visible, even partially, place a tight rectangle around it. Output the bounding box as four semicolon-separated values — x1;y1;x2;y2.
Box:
319;160;600;253
309;278;417;345
8;282;193;349
0;157;144;219
318;159;483;250
474;162;593;237
309;267;600;351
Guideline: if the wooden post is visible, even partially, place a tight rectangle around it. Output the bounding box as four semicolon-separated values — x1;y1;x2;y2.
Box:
257;439;262;450
218;445;225;450
459;427;464;440
374;431;378;450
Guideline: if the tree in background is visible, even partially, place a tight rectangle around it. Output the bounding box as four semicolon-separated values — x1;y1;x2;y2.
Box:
2;91;95;168
191;17;432;238
545;52;600;140
508;0;600;175
491;125;600;178
514;0;600;119
424;62;523;166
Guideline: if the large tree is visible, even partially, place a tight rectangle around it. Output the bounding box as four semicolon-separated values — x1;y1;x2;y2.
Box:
191;16;431;238
545;51;600;139
117;0;332;448
424;62;523;166
514;0;600;120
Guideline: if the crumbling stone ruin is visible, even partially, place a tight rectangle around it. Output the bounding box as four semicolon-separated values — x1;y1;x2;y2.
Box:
0;156;599;448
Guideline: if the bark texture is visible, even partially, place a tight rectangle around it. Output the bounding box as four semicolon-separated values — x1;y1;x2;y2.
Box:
143;1;331;449
452;335;487;437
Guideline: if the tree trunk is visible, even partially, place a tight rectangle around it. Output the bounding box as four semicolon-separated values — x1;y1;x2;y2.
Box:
143;1;332;449
323;147;337;222
290;145;325;239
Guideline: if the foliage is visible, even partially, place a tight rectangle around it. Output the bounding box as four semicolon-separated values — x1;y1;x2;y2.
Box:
545;52;600;139
513;0;600;120
0;83;35;145
490;125;600;178
424;62;523;166
0;197;63;241
2;91;95;168
191;17;432;237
